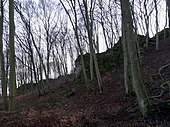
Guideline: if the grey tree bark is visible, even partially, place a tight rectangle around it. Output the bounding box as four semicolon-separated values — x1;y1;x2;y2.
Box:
167;0;170;28
122;33;130;95
0;0;8;110
144;0;149;49
9;0;17;111
120;0;151;116
131;0;142;65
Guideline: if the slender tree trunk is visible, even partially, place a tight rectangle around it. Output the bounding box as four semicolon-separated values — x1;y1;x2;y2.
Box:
60;0;90;90
56;58;61;77
9;0;17;111
167;0;170;28
101;22;109;49
88;27;103;92
91;44;103;93
0;0;8;110
39;63;46;94
30;65;34;94
144;0;149;49
95;29;99;53
90;47;94;80
31;32;51;92
131;0;142;65
122;35;130;95
166;0;170;38
154;0;159;51
120;0;150;116
98;0;109;49
30;50;40;94
5;48;9;89
76;30;90;90
164;1;168;41
79;0;103;92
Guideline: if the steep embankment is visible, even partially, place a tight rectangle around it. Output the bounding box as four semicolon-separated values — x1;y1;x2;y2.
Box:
1;37;170;126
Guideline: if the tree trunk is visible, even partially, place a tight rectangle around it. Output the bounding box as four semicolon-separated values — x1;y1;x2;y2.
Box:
144;0;149;49
79;0;103;93
122;34;130;95
154;0;159;51
0;0;8;110
167;0;170;28
120;0;151;117
90;46;94;80
131;0;142;65
9;0;16;111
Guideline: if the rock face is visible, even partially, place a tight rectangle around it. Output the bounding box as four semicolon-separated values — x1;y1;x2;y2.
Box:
17;74;74;95
74;34;157;83
152;28;170;41
74;39;123;83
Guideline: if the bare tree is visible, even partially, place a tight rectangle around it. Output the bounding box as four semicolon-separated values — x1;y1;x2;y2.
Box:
14;1;43;95
97;0;109;49
154;0;159;51
120;0;151;116
78;0;103;93
59;0;90;90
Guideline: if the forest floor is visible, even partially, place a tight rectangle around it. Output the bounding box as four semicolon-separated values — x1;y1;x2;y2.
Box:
1;38;170;127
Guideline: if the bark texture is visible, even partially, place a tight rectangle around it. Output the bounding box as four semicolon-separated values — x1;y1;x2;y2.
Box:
9;0;17;111
120;0;151;116
0;0;8;110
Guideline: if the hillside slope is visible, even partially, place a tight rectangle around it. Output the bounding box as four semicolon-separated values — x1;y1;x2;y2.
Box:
1;38;170;126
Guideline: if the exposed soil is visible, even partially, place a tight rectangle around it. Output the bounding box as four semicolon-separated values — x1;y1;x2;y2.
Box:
1;38;170;127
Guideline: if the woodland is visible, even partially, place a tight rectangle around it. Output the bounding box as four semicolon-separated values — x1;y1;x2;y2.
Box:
0;0;170;126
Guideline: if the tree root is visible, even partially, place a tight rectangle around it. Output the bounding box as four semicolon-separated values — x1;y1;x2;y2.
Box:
150;63;170;81
158;63;170;77
151;80;170;99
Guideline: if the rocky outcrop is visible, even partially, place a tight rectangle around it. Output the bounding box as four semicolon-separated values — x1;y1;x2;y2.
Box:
74;39;123;83
74;34;156;83
17;74;74;95
152;28;170;41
